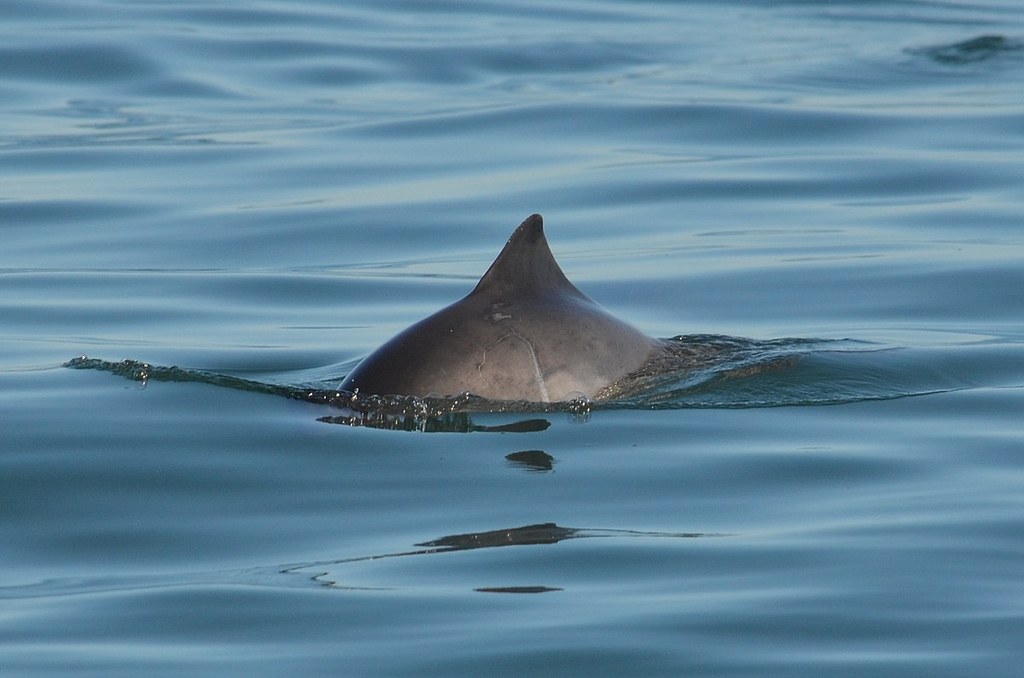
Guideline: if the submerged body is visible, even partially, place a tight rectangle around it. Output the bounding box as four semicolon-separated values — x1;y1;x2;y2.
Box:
340;214;664;402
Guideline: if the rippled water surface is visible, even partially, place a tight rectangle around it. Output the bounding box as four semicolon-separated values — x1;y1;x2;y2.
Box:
2;1;1023;675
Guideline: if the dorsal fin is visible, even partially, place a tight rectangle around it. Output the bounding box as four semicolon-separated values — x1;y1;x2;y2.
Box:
472;214;587;299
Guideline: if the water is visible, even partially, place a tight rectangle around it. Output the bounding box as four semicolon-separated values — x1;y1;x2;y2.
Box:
2;1;1023;675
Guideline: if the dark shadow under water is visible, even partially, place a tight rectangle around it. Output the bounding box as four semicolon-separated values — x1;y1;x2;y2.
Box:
64;335;977;432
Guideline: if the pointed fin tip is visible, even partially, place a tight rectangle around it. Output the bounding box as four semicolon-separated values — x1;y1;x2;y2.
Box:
512;213;544;245
473;213;584;297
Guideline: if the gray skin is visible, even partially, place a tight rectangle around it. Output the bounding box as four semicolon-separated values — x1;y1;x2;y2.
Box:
340;214;664;402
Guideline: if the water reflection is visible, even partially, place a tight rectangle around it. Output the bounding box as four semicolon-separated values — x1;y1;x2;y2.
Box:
505;449;556;472
283;522;725;593
909;34;1024;65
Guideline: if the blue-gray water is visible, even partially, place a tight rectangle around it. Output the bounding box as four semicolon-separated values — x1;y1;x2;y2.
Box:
2;1;1024;675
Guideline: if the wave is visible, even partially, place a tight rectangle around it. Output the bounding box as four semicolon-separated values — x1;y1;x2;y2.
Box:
64;334;986;432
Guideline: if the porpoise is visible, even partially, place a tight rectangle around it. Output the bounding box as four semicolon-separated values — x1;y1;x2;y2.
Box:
340;214;664;402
